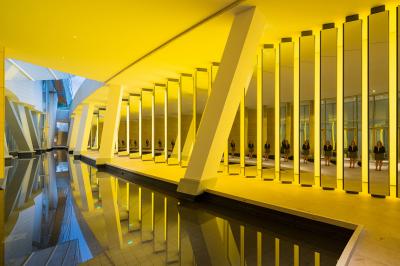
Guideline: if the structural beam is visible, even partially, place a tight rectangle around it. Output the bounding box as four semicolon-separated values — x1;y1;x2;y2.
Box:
178;7;266;195
5;98;34;153
97;85;123;164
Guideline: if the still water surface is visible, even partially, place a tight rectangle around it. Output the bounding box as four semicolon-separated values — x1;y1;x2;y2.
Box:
3;151;351;265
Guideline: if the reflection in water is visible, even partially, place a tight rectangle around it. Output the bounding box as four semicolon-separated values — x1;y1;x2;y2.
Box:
4;151;351;265
74;160;349;265
3;151;91;265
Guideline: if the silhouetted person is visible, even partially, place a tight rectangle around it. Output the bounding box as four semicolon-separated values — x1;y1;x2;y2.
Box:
230;140;236;157
348;140;358;168
248;141;254;159
264;142;271;161
324;141;333;166
281;139;290;162
171;139;175;151
158;139;162;150
374;140;385;171
302;140;310;164
145;139;150;148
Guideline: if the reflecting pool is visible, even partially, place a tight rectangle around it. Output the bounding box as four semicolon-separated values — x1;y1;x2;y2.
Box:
3;151;352;265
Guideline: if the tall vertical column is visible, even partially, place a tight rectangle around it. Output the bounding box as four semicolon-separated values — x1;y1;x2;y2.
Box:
256;48;263;177
275;45;281;178
337;22;344;183
178;7;266;195
0;46;5;266
74;104;94;155
314;33;321;179
97;85;123;164
68;113;81;152
47;92;58;149
388;4;397;187
240;92;245;175
293;37;300;178
66;115;75;148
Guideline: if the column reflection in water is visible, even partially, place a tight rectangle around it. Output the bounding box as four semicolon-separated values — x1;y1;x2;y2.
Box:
368;9;390;196
154;84;167;163
71;158;348;265
167;79;180;165
299;31;315;185
180;74;194;167
245;71;258;177
343;17;362;193
129;94;140;158
262;45;276;180
279;39;295;182
141;89;154;161
320;25;338;189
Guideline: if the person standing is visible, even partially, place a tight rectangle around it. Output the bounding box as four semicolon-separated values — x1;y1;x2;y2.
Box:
374;140;385;171
264;142;271;161
302;140;310;164
324;141;333;166
348;140;358;168
230;139;236;157
248;141;254;159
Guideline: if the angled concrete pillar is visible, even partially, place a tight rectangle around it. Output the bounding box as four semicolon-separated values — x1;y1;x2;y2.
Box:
178;7;266;195
5;98;34;153
97;85;123;164
24;106;40;150
74;104;94;155
68;113;81;151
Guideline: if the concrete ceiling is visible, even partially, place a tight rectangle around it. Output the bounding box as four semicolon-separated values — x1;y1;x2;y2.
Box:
1;0;396;109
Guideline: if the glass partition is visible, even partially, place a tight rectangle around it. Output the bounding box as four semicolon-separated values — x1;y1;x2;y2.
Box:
320;26;337;189
167;79;180;165
180;74;194;167
129;94;140;158
299;33;315;186
343;18;362;193
118;99;129;156
279;39;294;183
154;84;167;163
368;10;389;196
141;89;153;161
245;75;257;177
262;46;276;180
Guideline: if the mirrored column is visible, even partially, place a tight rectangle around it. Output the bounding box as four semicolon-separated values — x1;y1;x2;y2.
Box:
129;94;141;158
167;79;180;165
141;89;154;161
299;31;315;186
321;24;338;189
262;45;276;180
117;99;129;156
343;16;362;193
154;84;167;163
279;38;295;183
368;8;389;196
245;73;257;177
